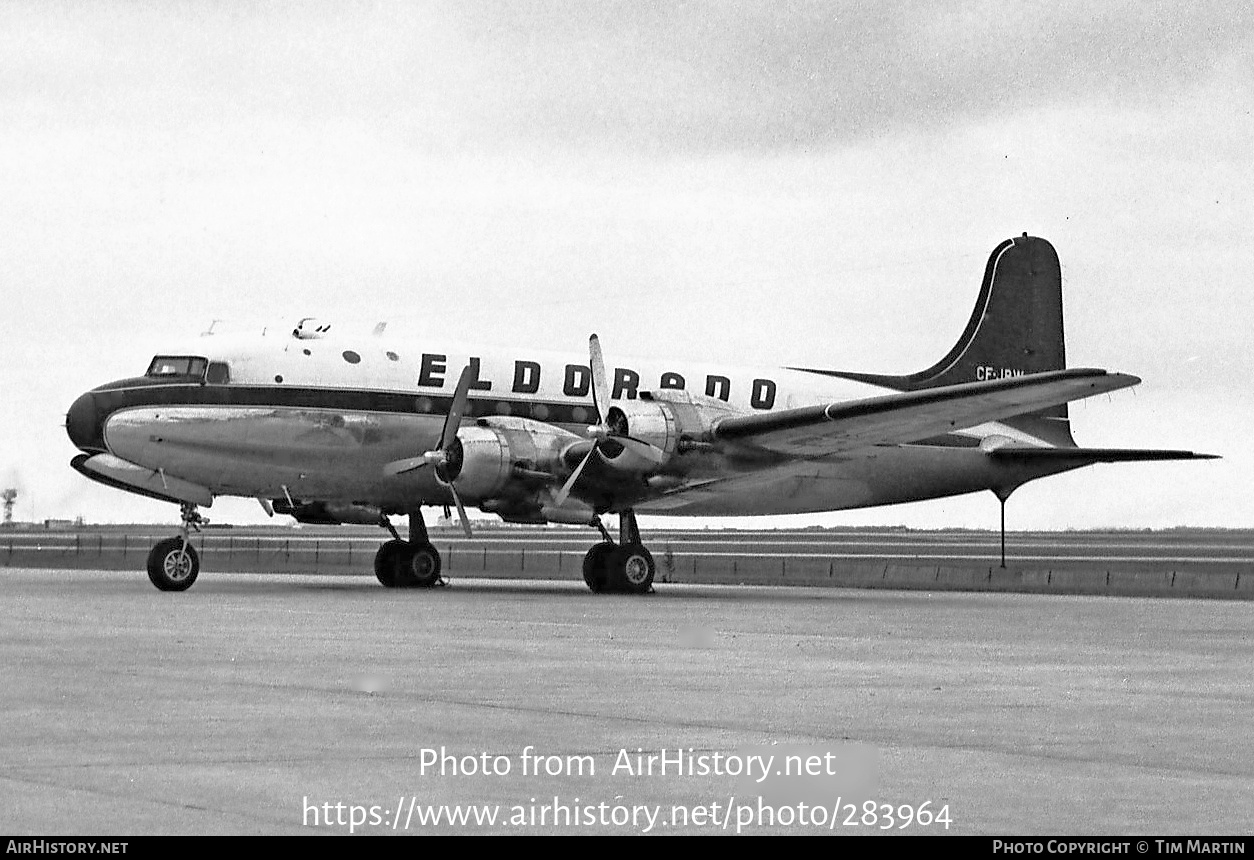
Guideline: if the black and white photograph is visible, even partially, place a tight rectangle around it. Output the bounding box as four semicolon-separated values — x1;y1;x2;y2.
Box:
2;1;1252;839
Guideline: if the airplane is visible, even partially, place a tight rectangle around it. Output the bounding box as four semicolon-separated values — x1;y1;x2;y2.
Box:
65;234;1215;593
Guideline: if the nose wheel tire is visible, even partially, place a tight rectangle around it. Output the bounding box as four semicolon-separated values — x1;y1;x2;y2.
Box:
375;539;442;588
147;537;200;591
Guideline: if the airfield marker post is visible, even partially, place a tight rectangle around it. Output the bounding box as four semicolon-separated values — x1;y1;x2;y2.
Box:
999;497;1007;569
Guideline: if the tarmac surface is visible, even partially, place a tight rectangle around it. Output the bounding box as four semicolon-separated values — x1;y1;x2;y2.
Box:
2;566;1252;835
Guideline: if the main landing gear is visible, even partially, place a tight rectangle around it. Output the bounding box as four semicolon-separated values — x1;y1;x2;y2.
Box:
582;509;655;595
147;503;205;592
373;512;445;588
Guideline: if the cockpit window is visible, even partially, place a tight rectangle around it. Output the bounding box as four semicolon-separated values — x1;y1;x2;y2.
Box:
206;361;230;384
145;356;209;379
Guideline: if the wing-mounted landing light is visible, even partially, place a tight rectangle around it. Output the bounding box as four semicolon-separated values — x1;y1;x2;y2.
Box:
382;363;475;537
553;334;666;506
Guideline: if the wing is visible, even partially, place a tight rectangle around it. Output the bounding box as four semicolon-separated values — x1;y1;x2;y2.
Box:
711;368;1138;456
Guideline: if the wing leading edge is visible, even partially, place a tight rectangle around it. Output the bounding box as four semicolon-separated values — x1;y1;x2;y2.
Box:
712;368;1143;457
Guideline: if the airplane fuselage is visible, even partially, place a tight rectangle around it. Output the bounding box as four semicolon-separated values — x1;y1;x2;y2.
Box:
66;331;1049;519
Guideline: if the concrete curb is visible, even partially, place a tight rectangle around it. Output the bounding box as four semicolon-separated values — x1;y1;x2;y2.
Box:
6;538;1249;600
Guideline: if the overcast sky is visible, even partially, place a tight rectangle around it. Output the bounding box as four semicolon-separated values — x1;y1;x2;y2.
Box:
1;1;1250;530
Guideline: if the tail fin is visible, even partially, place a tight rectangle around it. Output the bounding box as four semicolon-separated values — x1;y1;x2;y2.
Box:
792;234;1077;446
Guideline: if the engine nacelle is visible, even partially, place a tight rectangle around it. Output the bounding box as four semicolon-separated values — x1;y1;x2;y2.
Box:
604;401;679;462
601;390;743;469
444;417;578;501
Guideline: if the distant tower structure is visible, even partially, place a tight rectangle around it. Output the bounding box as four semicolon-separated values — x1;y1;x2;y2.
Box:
2;489;16;526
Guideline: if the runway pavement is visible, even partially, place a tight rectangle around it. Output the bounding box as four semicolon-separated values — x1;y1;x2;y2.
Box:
2;567;1251;835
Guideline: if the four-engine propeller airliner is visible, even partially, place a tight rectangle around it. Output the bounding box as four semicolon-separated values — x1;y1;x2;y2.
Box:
65;235;1214;593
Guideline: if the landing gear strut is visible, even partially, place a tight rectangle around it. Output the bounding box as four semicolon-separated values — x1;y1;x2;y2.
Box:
146;503;205;591
373;511;444;588
582;509;655;595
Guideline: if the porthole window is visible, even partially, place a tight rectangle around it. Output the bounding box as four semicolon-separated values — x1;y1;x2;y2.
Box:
274;375;284;383
571;406;588;423
302;349;311;356
386;351;399;361
415;397;432;413
495;402;512;415
532;403;549;421
342;350;361;364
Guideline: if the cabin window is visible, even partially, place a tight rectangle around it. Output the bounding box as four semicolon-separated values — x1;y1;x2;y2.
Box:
145;356;208;379
206;362;231;384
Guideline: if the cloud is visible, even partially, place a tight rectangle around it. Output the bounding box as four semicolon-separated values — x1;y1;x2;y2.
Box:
6;2;1250;155
435;1;1254;151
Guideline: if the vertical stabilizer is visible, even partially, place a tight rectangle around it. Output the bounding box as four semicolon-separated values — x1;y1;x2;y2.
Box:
792;234;1077;446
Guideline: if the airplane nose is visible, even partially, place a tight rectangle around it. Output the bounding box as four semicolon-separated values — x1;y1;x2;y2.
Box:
66;392;105;453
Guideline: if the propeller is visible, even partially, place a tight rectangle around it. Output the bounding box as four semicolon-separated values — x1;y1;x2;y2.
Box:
382;363;475;537
553;334;665;507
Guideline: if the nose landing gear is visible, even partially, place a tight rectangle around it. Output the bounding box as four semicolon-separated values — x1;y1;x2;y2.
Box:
146;503;205;591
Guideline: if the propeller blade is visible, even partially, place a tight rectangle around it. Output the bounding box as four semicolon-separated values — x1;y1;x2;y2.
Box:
447;480;473;538
613;435;667;466
440;362;477;450
553;447;594;507
383;457;430;477
386;362;473;478
588;333;608;425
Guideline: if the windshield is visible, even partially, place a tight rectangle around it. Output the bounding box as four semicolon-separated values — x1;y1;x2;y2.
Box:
145;356;209;378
